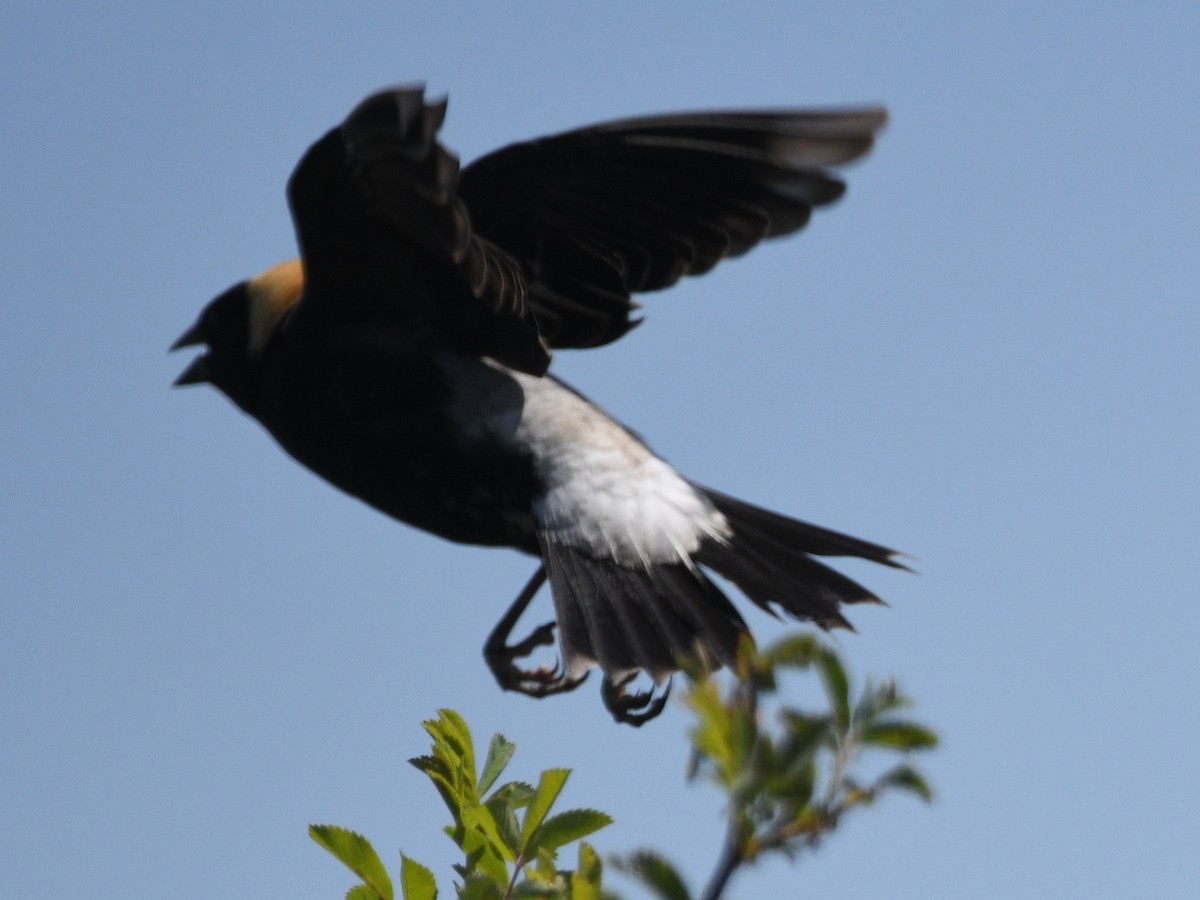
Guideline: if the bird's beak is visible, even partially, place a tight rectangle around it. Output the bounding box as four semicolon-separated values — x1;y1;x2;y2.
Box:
173;356;211;386
171;322;210;386
170;322;205;352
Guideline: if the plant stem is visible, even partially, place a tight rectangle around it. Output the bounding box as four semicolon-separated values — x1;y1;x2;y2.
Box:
700;815;745;900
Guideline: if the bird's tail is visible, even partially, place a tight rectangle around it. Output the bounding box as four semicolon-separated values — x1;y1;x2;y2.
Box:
539;485;906;684
693;485;909;631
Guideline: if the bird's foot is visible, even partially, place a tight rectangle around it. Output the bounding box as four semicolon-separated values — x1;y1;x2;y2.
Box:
601;672;672;726
485;619;590;698
484;565;588;698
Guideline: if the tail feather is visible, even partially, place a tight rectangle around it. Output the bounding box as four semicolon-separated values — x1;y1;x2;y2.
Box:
536;488;905;683
694;485;907;630
701;486;908;568
540;534;746;680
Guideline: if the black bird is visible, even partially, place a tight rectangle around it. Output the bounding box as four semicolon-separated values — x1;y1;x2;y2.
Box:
172;86;903;724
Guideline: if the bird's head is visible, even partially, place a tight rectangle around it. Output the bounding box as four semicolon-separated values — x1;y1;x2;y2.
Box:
171;258;304;412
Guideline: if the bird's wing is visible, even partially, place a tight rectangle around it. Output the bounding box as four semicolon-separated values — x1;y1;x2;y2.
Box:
459;103;887;349
286;87;553;375
285;85;886;373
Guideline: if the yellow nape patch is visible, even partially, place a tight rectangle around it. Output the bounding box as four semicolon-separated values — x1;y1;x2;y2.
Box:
247;258;305;355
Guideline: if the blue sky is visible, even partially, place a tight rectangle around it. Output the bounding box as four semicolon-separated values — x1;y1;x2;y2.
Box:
3;3;1197;897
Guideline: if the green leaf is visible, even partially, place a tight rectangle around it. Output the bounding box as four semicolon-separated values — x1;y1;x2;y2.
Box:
458;875;505;900
435;710;474;767
521;850;560;888
874;764;935;802
762;634;819;671
527;808;612;854
764;755;816;812
815;648;851;731
521;768;570;848
479;733;516;795
423;709;476;798
570;842;603;900
489;780;537;810
731;632;760;682
852;678;906;725
511;882;561;898
612;850;691;900
778;710;835;764
455;818;511;884
532;845;559;881
861;720;938;751
309;825;394;900
462;800;516;862
399;855;437;900
347;886;385;900
686;681;737;786
410;757;463;822
484;792;521;858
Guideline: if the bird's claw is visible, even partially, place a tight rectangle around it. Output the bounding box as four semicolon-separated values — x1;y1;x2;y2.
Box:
601;672;672;726
485;619;590;698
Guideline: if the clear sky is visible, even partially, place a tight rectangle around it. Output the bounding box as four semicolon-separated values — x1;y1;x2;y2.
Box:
3;3;1197;897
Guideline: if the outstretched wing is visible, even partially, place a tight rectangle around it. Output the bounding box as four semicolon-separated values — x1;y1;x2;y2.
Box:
284;85;886;374
286;87;552;374
460;103;887;349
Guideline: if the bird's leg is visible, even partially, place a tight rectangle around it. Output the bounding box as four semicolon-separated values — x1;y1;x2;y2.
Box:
484;565;589;698
601;672;672;726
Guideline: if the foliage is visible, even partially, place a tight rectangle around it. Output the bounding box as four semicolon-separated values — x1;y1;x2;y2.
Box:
311;635;936;899
615;634;937;899
311;709;612;899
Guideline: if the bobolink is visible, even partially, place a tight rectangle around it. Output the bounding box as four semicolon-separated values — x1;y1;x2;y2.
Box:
173;87;902;724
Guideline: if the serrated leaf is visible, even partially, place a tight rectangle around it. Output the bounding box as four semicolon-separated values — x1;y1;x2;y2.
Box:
570;842;603;900
347;885;384;900
479;733;516;796
490;780;537;810
456;819;511;884
399;855;437;900
527;808;613;854
462;800;516;862
520;768;570;848
875;764;934;802
815;649;850;732
612;850;691;900
410;761;463;822
485;792;521;857
309;825;394;900
409;754;447;778
423;710;476;799
435;710;475;769
458;875;505;900
861;720;938;751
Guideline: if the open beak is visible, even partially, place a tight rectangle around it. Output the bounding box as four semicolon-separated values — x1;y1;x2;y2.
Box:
171;322;210;386
170;322;205;352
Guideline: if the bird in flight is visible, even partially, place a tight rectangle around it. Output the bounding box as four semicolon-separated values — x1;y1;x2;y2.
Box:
172;86;903;724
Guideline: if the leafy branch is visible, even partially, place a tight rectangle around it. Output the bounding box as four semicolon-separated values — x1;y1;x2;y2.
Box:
312;709;611;899
311;634;937;899
614;635;937;899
